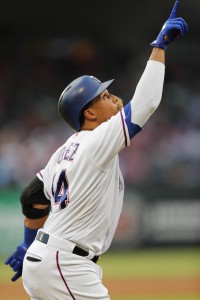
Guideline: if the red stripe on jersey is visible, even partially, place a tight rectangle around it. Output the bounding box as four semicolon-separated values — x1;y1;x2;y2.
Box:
37;171;43;180
120;111;127;147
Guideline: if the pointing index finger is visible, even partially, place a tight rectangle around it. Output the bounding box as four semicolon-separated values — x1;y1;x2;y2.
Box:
169;0;179;19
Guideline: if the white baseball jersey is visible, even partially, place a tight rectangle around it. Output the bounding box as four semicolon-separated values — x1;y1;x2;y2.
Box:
37;60;165;256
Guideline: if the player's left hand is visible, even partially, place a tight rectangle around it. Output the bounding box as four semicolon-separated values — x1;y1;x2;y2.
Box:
5;243;27;281
150;0;188;50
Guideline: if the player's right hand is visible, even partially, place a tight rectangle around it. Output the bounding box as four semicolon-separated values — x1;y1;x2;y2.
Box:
150;0;188;50
5;243;27;281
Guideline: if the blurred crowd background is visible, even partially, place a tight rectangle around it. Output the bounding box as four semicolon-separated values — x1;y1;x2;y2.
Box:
0;0;200;192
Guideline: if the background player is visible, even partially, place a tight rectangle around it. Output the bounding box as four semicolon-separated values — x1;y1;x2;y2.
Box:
5;1;188;299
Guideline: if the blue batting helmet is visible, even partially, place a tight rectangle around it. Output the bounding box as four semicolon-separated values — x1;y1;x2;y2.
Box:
58;75;114;131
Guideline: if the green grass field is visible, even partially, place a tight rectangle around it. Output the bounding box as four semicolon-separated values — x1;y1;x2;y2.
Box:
1;247;200;300
100;248;200;278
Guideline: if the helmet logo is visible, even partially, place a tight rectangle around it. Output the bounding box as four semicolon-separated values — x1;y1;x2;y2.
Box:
90;76;101;83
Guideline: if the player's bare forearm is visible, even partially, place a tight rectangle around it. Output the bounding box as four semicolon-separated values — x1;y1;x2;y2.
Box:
149;48;165;65
24;204;49;229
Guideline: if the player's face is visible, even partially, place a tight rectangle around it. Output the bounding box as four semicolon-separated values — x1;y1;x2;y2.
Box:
91;90;123;124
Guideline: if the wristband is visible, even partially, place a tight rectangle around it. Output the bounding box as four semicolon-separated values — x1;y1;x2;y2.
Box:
24;226;38;248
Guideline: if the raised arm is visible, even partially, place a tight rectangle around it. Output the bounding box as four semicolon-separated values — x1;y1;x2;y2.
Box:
127;0;188;130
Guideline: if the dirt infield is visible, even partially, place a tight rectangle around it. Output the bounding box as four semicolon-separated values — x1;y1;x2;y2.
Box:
1;277;200;299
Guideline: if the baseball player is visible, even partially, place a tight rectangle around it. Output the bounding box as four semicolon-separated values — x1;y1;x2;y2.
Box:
5;1;188;299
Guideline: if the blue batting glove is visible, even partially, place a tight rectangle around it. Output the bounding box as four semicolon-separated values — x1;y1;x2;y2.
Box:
5;243;27;281
150;1;188;50
5;226;38;282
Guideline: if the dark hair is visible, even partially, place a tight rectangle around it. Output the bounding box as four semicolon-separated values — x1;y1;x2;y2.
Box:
78;100;94;129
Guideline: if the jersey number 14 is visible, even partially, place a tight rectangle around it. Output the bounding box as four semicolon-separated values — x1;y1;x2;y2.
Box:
52;169;69;209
